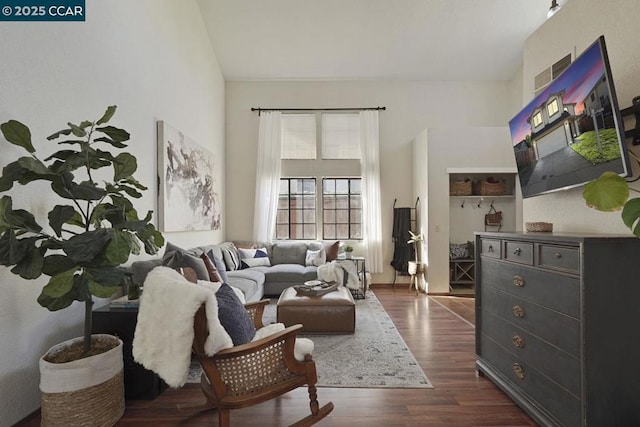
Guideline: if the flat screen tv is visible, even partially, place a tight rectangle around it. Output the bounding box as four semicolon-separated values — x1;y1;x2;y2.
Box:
509;35;631;198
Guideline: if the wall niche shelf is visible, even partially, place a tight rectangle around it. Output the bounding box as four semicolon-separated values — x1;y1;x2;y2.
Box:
447;167;517;296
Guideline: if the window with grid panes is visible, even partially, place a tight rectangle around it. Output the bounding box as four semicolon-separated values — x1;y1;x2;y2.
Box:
276;178;317;240
322;178;362;240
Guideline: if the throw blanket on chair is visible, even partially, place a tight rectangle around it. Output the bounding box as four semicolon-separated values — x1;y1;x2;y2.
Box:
132;267;233;388
317;260;360;290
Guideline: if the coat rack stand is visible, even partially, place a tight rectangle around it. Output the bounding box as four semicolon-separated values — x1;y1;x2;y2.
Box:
391;197;420;286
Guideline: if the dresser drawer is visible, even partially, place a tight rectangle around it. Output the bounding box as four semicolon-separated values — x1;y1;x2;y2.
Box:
480;336;582;427
480;238;501;259
481;285;581;356
503;240;533;265
537;244;580;274
480;309;581;396
480;259;580;318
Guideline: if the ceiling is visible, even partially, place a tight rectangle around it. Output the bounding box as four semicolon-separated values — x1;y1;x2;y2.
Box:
197;0;569;82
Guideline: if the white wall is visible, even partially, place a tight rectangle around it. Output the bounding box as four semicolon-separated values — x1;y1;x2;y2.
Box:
225;80;513;284
520;0;640;233
420;127;517;294
0;1;225;424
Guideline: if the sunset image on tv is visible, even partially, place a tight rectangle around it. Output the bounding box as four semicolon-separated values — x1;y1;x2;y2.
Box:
508;36;629;198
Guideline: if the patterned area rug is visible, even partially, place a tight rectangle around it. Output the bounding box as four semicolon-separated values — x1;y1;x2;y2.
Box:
188;291;432;388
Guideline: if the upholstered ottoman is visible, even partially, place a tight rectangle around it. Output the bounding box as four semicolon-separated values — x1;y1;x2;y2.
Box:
277;286;356;333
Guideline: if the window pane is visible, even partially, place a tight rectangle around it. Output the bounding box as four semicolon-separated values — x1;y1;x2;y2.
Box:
279;177;316;240
303;210;315;223
351;208;362;224
336;179;349;194
336;224;349;239
336;209;349;223
323;179;335;194
322;177;362;241
276;210;288;223
303;196;315;208
281;114;316;159
291;224;304;239
324;224;336;239
303;224;316;239
276;225;289;239
322;113;360;159
351;179;361;194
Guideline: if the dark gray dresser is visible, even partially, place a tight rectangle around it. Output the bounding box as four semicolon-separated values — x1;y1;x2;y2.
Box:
475;231;640;426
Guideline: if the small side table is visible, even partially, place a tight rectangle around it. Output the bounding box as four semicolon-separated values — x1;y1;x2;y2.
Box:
93;305;167;400
339;256;367;299
408;261;426;295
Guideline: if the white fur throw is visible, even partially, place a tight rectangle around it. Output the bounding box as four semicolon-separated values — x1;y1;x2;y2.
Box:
318;260;360;290
132;267;233;387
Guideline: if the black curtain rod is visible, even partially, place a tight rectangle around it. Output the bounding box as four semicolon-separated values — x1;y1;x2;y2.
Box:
251;106;386;115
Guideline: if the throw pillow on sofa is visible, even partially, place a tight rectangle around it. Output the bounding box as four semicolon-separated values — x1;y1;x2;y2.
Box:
238;247;271;269
199;253;222;282
163;248;210;281
206;249;230;284
305;248;326;267
219;242;241;271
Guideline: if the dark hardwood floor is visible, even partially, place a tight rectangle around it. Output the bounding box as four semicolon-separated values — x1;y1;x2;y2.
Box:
19;285;535;426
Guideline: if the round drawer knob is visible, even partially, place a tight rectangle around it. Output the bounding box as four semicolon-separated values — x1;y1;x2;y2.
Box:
512;335;526;348
514;247;522;255
555;253;562;259
512;305;525;318
512;363;526;380
512;275;525;287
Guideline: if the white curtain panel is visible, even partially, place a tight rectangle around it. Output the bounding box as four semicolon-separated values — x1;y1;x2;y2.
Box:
359;110;383;273
253;111;282;242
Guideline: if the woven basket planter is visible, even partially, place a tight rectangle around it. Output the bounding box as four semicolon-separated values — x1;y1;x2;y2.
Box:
39;334;124;427
450;180;472;196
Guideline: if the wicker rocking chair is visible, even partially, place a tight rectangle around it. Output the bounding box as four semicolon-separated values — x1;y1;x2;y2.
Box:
183;299;334;426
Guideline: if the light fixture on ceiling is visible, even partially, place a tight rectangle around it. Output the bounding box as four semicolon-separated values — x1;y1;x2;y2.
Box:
547;0;561;19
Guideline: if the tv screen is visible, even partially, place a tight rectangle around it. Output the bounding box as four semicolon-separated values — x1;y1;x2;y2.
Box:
509;35;630;198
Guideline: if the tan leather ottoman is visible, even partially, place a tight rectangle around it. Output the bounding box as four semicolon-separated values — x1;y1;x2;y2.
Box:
277;286;356;333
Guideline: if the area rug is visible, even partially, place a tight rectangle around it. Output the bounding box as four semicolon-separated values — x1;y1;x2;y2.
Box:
187;291;432;389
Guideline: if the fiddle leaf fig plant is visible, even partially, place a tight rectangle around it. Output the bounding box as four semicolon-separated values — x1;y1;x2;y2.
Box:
583;171;640;237
0;106;164;354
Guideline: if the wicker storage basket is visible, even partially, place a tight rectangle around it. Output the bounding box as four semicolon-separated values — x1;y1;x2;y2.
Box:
40;335;125;427
525;222;553;232
473;179;507;196
450;180;472;196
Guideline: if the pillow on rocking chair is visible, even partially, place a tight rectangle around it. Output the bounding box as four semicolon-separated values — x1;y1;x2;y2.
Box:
215;282;256;345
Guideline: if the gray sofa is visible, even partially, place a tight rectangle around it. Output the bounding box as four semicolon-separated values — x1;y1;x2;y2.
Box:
129;240;339;303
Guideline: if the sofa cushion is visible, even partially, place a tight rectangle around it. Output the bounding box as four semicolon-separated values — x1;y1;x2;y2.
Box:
226;269;264;302
254;263;316;283
271;242;308;265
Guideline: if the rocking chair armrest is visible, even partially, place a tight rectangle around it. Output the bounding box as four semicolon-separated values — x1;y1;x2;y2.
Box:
214;324;303;359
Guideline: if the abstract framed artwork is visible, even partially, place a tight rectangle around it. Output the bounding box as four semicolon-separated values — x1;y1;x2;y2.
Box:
157;120;221;232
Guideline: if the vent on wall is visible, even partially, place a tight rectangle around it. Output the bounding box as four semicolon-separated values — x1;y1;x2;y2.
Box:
534;53;572;95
